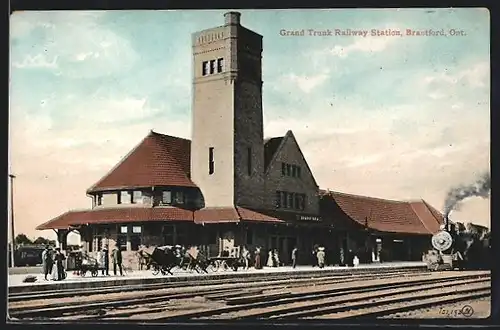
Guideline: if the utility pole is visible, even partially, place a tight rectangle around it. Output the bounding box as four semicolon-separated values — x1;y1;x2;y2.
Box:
9;174;16;268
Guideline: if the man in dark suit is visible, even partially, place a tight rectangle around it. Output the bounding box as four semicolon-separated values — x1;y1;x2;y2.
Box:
112;245;123;276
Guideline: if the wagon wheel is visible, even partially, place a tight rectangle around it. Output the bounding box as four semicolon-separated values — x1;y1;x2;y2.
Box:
221;260;229;271
91;270;98;277
207;260;219;272
80;270;87;277
152;265;160;276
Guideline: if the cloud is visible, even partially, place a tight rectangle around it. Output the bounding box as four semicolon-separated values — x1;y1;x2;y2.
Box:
422;62;489;89
12;54;59;69
327;35;397;58
10;11;138;78
283;71;330;93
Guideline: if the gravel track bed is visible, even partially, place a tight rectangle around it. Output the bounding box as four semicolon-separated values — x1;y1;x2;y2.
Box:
196;279;489;319
9;271;427;310
10;270;490;321
381;297;491;319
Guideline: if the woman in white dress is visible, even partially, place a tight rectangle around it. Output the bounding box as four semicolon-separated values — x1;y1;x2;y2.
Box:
266;249;274;267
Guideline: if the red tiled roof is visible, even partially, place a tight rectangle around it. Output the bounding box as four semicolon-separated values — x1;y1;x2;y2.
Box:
87;131;196;193
321;191;444;235
36;206;194;230
194;207;285;224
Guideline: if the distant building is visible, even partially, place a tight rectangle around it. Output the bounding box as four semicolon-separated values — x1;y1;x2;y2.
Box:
36;12;443;268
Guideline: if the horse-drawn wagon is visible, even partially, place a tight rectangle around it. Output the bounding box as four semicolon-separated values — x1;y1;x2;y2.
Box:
142;245;210;275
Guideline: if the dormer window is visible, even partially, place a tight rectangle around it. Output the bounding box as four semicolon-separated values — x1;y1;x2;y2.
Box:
162;191;172;205
132;190;143;204
174;191;184;205
120;191;132;204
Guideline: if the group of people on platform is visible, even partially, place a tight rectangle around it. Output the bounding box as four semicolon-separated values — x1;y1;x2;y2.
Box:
41;244;126;281
41;245;67;281
220;245;335;270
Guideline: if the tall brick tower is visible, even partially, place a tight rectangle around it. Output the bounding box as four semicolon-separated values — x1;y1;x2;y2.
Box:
190;11;265;209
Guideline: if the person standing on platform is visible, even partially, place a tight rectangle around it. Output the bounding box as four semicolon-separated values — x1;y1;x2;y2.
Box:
241;246;250;270
42;245;53;280
103;247;110;275
291;246;298;269
312;245;319;267
266;249;274;267
54;248;66;280
254;246;262;269
317;247;326;269
112;245;123;276
272;249;280;267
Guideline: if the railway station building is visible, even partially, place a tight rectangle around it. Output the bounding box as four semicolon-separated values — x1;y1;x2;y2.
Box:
36;12;444;269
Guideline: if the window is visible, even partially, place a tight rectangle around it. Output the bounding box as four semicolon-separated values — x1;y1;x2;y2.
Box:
275;191;281;208
294;193;300;210
300;194;306;210
132;226;142;234
130;235;141;251
132;191;143;204
210;60;216;74
177;226;187;245
162;191;172;205
202;61;209;76
209;147;215;174
120;191;131;204
288;193;294;209
292;165;297;177
163;225;174;245
174;191;184;205
286;164;292;176
281;163;286;176
247;147;252;176
95;236;103;252
116;231;127;251
282;192;287;209
96;194;102;206
297;166;301;178
208;228;217;245
217;58;224;73
246;228;253;245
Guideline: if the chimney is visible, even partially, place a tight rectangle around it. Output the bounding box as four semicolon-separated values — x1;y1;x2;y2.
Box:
224;11;241;26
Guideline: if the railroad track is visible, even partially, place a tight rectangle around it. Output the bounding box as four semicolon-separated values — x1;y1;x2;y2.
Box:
147;272;490;321
9;269;428;318
9;270;489;321
9;267;428;302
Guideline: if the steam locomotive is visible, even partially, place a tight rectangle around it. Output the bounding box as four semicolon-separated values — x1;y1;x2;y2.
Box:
426;220;491;271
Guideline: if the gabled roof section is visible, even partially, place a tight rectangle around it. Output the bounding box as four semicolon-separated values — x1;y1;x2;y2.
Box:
264;136;284;170
320;190;443;235
264;130;319;187
36;206;194;230
193;207;285;224
87;130;196;194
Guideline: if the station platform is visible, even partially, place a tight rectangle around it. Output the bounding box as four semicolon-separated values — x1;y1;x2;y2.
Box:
8;261;426;294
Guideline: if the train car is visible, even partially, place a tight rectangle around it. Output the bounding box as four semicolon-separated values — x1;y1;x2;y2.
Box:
9;245;45;267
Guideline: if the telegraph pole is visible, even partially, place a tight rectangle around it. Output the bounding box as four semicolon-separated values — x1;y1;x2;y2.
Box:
9;174;16;268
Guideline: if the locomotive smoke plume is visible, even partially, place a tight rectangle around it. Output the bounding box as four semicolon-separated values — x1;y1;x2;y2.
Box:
444;171;491;219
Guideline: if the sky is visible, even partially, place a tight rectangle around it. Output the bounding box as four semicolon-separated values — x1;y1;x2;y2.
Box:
9;8;490;243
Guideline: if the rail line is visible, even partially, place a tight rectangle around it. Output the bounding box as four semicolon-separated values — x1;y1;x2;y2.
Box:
147;272;490;321
9;271;489;321
8;268;427;303
9;269;428;318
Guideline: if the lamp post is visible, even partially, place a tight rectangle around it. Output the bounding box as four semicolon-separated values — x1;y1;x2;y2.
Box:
9;174;16;268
